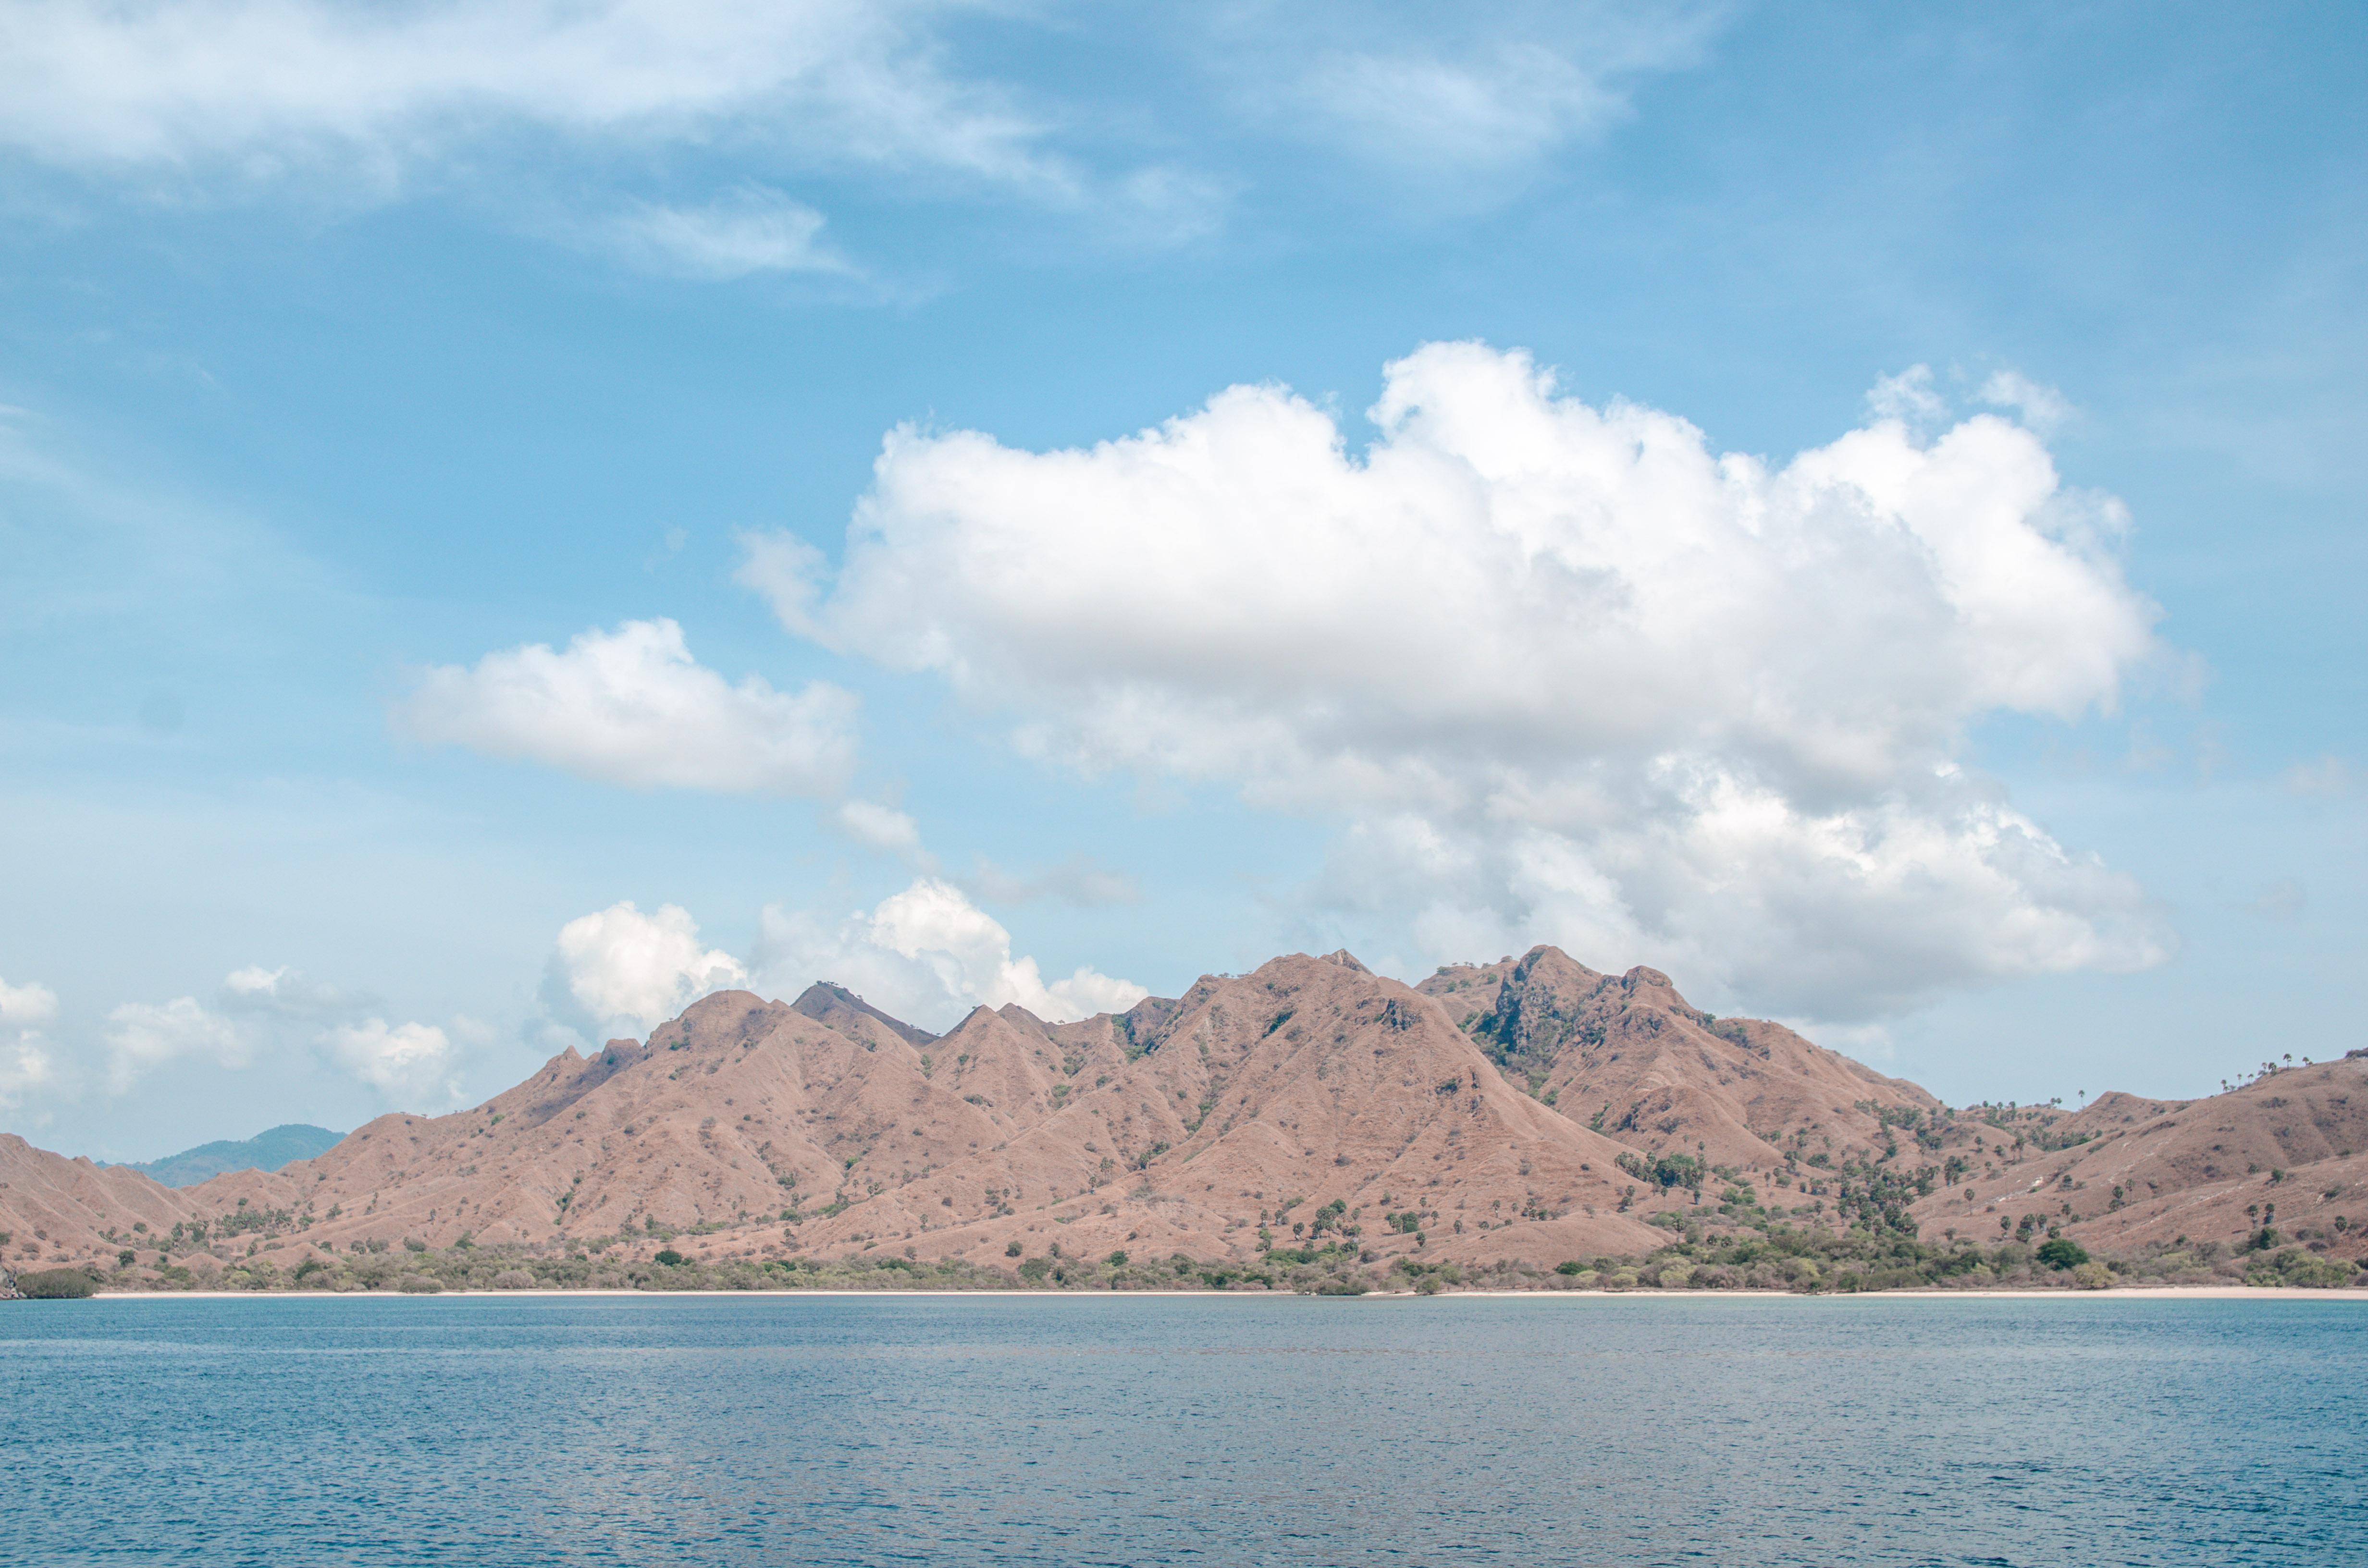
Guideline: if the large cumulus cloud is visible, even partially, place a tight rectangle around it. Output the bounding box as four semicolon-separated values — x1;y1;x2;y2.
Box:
745;341;2172;1018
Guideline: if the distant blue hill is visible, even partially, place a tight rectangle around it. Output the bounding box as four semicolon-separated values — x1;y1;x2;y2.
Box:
121;1124;346;1188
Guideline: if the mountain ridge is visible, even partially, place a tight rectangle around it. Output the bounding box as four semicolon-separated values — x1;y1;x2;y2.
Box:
4;945;2362;1290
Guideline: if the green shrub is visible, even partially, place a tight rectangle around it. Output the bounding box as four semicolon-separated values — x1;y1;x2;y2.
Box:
1554;1260;1584;1275
653;1249;685;1266
16;1269;97;1299
1005;1240;1022;1257
2035;1237;2088;1270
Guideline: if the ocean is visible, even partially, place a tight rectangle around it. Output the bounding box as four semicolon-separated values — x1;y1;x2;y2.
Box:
3;1293;2361;1566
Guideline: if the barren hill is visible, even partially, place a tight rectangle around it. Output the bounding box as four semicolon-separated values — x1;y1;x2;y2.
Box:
1908;1056;2368;1261
1419;946;1939;1176
7;947;2364;1286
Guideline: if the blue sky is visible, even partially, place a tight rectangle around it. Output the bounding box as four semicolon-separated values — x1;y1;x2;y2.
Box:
1;1;2361;1159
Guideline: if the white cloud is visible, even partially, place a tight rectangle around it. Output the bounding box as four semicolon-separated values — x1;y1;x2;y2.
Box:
1237;3;1721;180
398;617;858;798
321;1017;455;1096
1301;44;1617;175
0;976;58;1111
0;0;1061;190
0;1032;53;1111
752;876;1147;1030
1866;363;1949;429
218;964;354;1016
224;965;285;997
0;976;58;1028
104;995;249;1090
833;799;933;866
1978;370;2074;438
752;340;2171;1020
605;187;849;280
550;900;749;1039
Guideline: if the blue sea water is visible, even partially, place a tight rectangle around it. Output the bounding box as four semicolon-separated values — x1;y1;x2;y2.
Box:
2;1294;2362;1567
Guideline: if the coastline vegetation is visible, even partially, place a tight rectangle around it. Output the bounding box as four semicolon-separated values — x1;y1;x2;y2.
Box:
38;1214;2364;1298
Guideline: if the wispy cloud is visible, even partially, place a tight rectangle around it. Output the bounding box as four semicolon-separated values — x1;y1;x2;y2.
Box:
1217;1;1726;185
0;0;1062;190
604;187;851;280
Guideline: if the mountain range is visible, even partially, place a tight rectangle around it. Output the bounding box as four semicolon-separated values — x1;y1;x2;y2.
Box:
5;946;2363;1284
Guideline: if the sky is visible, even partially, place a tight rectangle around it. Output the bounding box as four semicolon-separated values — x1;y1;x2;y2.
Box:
0;1;2361;1161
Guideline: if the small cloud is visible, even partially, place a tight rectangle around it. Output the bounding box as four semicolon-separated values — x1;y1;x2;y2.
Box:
736;531;832;639
320;1018;455;1097
0;1032;53;1111
2283;755;2356;796
605;188;851;281
1267;9;1723;186
833;800;934;868
396;617;859;799
0;976;59;1028
0;976;58;1112
1107;165;1230;247
103;995;249;1091
1866;364;1948;429
217;964;356;1016
1978;370;2074;437
224;965;285;996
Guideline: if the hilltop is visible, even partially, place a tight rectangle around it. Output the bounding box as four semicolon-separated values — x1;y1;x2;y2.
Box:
4;945;2362;1293
113;1125;345;1188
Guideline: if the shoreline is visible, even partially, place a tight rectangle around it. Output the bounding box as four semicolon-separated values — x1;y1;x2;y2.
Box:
59;1284;2368;1302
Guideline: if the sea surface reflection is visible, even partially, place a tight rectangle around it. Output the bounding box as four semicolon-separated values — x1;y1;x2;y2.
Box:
3;1293;2361;1566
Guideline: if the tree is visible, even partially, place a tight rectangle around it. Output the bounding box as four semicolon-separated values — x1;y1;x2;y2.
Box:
2035;1237;2088;1270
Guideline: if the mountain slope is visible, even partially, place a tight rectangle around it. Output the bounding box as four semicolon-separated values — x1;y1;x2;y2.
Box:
1909;1055;2368;1261
1;1136;200;1271
1421;946;1938;1181
8;948;2363;1287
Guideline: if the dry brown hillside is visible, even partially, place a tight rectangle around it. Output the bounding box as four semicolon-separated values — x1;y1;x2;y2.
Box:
1909;1056;2368;1265
0;1135;202;1272
1419;947;1938;1181
9;948;2365;1286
